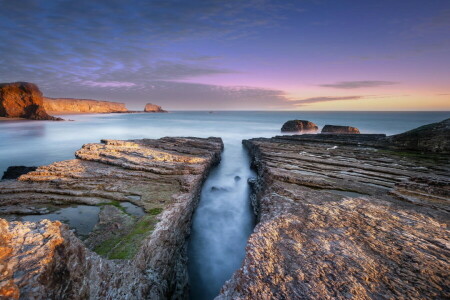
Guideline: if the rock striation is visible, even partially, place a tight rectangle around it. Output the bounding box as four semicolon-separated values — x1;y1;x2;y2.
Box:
0;82;62;120
0;137;223;299
43;97;128;114
218;132;449;299
385;118;450;153
322;124;360;134
144;103;167;113
281;120;318;132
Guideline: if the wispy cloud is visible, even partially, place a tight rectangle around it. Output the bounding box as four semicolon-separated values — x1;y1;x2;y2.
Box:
291;95;363;106
81;81;136;88
319;81;398;89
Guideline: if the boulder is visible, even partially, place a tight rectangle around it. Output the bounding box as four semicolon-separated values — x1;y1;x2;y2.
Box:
321;124;360;134
0;82;62;120
281;120;318;132
385;118;450;153
43;98;128;114
144;103;167;113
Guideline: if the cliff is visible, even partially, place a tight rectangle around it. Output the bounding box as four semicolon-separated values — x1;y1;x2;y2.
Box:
219;131;449;299
0;82;61;120
0;137;223;299
43;97;128;114
144;103;167;113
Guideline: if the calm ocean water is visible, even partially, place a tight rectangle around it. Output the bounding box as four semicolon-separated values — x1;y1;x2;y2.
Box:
0;111;449;299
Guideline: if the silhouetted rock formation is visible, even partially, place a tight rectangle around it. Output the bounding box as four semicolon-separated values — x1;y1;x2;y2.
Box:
218;128;449;299
0;137;223;299
385;118;450;153
43;97;128;113
322;124;360;134
144;103;167;113
0;82;62;120
281;120;318;132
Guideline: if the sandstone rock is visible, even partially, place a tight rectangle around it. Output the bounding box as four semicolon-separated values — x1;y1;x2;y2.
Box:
281;120;318;132
1;166;37;180
43;97;128;114
321;124;360;134
218;134;450;299
144;103;167;113
385;118;450;153
0;82;62;120
0;136;223;299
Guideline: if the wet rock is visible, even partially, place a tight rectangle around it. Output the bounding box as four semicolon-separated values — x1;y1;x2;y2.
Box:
218;134;450;299
144;103;167;113
1;166;37;180
0;136;223;299
321;124;360;134
281;120;318;132
43;97;128;114
0;82;62;120
385;118;450;153
234;176;241;182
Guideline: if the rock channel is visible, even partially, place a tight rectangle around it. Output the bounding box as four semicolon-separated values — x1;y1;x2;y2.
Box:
0;137;223;299
219;129;449;298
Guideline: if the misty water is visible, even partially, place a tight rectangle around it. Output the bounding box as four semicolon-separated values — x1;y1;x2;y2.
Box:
0;111;449;299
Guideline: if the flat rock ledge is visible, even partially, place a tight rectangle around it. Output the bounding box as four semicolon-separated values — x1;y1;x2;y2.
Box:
218;133;449;299
0;137;223;299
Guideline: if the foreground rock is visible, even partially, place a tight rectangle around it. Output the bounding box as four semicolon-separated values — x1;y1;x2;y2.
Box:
43;97;128;114
144;103;167;113
385;118;450;153
0;137;223;299
1;166;37;180
281;120;318;132
322;124;360;134
0;82;62;121
219;133;449;299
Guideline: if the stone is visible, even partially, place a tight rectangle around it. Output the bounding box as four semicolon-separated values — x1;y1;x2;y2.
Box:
281;120;318;132
218;133;450;299
321;124;360;134
0;136;223;299
0;82;62;120
385;118;450;153
1;166;37;180
43;97;129;114
144;103;167;113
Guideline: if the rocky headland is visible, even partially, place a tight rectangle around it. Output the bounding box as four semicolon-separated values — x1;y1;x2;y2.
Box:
0;137;223;299
0;82;62;121
144;103;167;113
43;97;129;114
219;119;450;299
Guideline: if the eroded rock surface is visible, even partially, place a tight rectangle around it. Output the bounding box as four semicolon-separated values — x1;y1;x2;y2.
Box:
0;82;61;120
43;97;128;114
218;133;449;299
144;103;167;113
281;120;318;133
322;124;360;134
0;137;223;299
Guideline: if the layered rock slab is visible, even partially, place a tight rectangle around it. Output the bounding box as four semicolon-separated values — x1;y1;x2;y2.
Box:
0;137;223;299
218;134;449;299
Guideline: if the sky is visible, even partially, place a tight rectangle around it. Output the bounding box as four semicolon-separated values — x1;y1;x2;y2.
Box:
0;0;449;110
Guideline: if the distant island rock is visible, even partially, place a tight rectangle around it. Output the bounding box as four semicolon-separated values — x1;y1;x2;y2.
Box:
43;97;128;114
281;120;318;132
0;82;62;121
144;103;167;113
321;125;360;134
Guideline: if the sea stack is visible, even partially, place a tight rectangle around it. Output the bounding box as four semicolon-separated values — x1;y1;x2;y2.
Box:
281;120;318;132
0;82;62;120
144;103;167;113
321;125;360;134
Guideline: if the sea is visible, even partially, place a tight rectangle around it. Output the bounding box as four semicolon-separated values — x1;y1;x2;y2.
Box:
0;111;449;299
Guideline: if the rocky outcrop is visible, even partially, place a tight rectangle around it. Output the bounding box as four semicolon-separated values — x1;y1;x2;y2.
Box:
218;133;449;299
322;124;360;134
1;166;37;180
281;120;318;132
43;97;128;114
0;137;223;299
385;118;450;153
0;82;62;120
144;103;167;113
